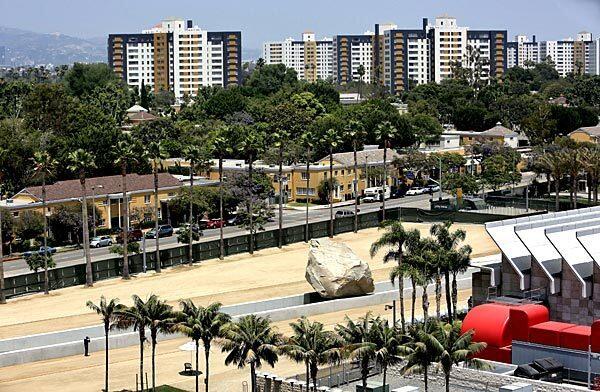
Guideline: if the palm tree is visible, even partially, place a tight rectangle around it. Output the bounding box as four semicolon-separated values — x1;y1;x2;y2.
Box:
300;130;315;243
145;140;169;273
405;238;437;327
86;296;124;392
357;64;366;99
375;121;398;221
561;148;583;209
213;131;232;260
182;145;205;265
391;263;421;325
580;147;600;203
539;149;565;211
67;149;96;287
434;320;488;392
399;322;442;392
145;295;173;391
116;295;152;392
345;120;366;233
336;312;381;390
237;127;266;255
321;128;342;238
281;317;342;391
370;221;419;333
219;315;281;392
175;300;231;392
31;151;57;295
448;245;472;317
372;319;402;389
430;222;467;322
114;135;141;279
272;129;290;249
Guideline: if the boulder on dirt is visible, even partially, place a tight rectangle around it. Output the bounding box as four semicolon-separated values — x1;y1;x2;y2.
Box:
305;238;375;299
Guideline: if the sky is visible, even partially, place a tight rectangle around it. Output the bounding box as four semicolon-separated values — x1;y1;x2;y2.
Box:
1;0;599;49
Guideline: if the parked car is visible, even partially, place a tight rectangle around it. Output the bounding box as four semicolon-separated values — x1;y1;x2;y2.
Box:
362;195;378;203
405;187;428;196
146;225;174;239
90;236;112;248
335;210;356;218
197;219;210;230
116;229;144;243
23;246;57;258
226;215;242;226
206;219;225;229
145;225;174;239
426;184;441;193
178;224;203;236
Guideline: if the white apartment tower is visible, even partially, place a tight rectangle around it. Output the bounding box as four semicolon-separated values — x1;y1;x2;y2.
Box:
263;32;334;82
108;19;242;101
507;35;540;68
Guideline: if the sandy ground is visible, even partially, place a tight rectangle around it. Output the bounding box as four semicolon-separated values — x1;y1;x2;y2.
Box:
0;288;473;392
0;223;497;340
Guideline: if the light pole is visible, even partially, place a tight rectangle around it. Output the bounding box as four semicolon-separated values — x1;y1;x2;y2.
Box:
438;155;443;201
385;300;397;326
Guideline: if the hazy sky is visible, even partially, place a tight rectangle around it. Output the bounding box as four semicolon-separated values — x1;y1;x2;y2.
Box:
1;0;599;48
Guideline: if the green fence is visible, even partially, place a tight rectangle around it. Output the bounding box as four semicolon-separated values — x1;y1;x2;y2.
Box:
2;206;527;299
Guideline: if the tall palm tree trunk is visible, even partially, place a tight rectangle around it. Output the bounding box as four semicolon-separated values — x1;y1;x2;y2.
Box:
329;149;334;238
435;270;442;319
382;142;387;221
81;174;93;287
104;323;109;392
445;272;452;322
353;142;358;233
121;163;130;279
248;156;254;255
305;149;310;243
151;335;157;391
424;366;429;392
361;359;368;390
153;165;161;273
554;176;560;211
573;175;578;209
382;366;388;389
422;283;430;327
311;362;318;391
219;158;225;260
250;362;257;392
452;272;459;314
305;361;310;387
189;162;194;265
139;330;145;392
42;173;49;294
195;340;200;392
398;250;405;333
204;343;211;392
445;373;450;392
411;278;417;324
278;147;283;248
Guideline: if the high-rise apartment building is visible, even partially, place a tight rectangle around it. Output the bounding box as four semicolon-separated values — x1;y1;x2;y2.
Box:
591;38;600;76
382;16;506;95
108;19;242;101
263;32;334;81
507;35;540;68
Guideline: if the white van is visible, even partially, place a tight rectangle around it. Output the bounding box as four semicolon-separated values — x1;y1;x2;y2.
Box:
362;186;391;202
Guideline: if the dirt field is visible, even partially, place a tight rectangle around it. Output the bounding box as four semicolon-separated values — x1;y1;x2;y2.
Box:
0;289;473;392
0;223;497;340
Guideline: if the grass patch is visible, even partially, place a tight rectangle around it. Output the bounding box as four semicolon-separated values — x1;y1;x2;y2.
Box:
156;386;188;392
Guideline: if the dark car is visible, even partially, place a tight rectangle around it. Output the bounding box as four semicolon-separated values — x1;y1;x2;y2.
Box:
116;229;143;243
23;246;57;258
226;215;242;226
335;210;356;219
145;225;174;239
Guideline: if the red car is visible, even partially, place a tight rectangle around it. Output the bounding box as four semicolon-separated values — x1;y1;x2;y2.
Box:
206;219;225;229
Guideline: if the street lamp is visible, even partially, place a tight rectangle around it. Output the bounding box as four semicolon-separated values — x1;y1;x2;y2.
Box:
385;300;397;326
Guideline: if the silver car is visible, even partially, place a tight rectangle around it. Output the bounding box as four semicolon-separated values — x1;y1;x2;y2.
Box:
90;236;112;248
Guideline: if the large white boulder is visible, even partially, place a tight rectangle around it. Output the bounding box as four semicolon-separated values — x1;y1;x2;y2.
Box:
305;238;375;298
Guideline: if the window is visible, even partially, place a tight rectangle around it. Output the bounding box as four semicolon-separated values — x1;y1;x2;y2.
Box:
301;172;309;180
144;195;151;204
12;211;19;218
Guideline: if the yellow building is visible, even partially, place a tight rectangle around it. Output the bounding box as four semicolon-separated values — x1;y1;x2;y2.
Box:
569;125;600;144
186;148;402;203
1;173;184;229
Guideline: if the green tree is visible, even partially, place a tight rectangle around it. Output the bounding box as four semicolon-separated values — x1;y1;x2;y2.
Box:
175;301;231;392
410;113;443;144
86;296;124;392
370;221;420;333
372;319;402;388
203;87;247;119
433;321;488;392
399;322;441;392
24;252;56;273
64;63;118;97
299;130;316;242
245;64;299;95
282;317;342;391
183;145;209;264
539;149;565;211
67;149;96;287
140;81;149;110
219;315;281;392
375;121;398;220
145;295;174;391
213;130;232;260
344;119;367;233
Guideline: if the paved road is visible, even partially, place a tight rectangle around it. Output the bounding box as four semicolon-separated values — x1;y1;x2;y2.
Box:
3;193;438;277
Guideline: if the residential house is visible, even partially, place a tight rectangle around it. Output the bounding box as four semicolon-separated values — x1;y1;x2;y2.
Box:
569;125;600;144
